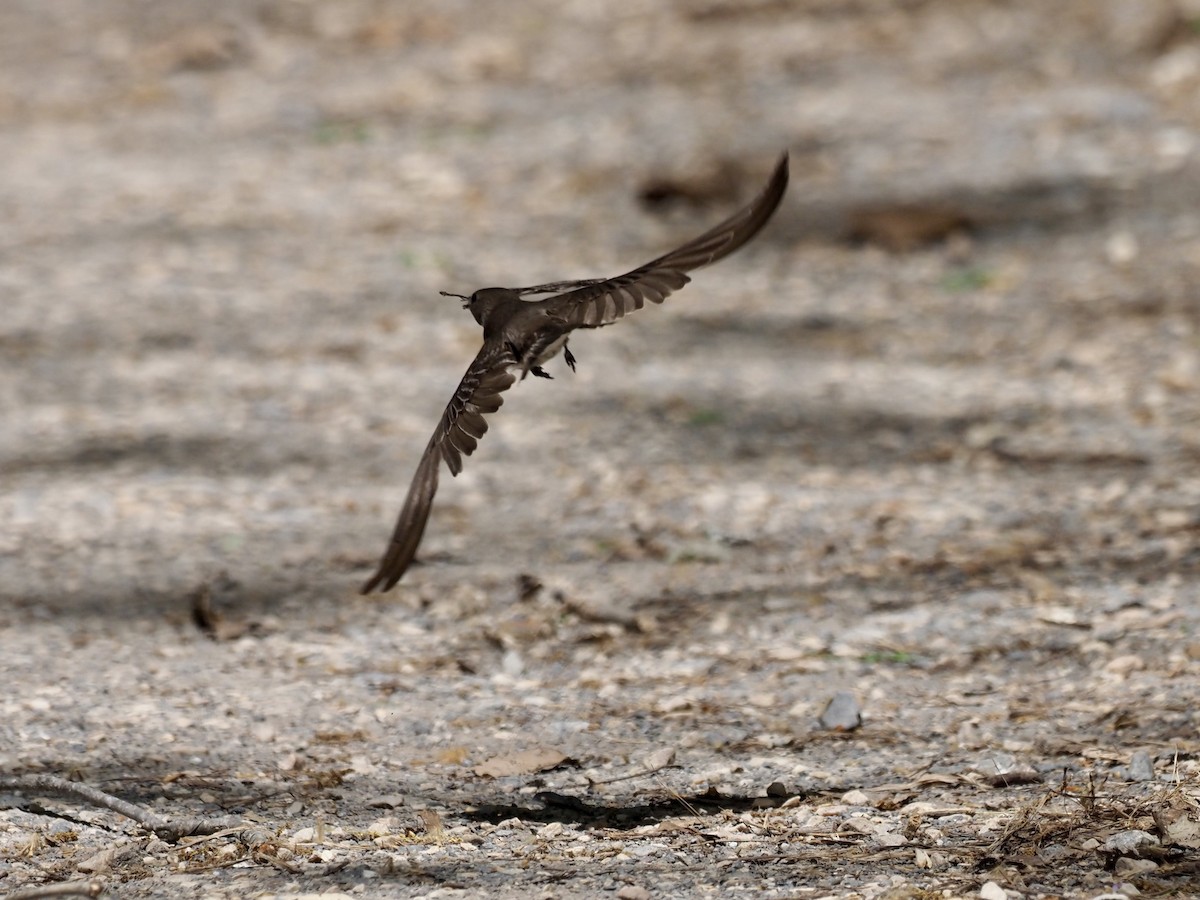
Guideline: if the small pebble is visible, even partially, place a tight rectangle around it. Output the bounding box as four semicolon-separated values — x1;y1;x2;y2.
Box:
1105;231;1138;266
976;752;1017;774
1115;857;1158;876
501;649;524;677
1105;654;1145;675
979;881;1008;900
841;789;871;807
366;818;394;837
77;848;117;874
975;752;1042;786
818;691;862;731
1127;750;1155;782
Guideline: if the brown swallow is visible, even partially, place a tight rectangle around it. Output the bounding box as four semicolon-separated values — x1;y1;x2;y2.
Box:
361;153;789;593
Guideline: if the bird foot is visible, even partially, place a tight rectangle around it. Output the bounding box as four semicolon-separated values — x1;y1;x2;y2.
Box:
530;366;553;379
564;345;577;372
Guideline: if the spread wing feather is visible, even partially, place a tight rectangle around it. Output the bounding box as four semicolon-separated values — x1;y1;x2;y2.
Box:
361;346;516;594
538;153;789;329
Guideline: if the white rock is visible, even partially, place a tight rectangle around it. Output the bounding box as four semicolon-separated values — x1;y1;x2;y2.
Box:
1103;829;1160;855
841;789;871;806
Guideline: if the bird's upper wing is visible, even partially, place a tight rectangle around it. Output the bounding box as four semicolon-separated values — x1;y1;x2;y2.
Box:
361;344;517;594
536;153;788;329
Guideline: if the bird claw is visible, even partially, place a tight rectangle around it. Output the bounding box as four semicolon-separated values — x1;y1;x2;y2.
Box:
564;345;577;372
530;366;552;379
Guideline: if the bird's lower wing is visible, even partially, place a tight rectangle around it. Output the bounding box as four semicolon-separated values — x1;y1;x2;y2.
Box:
539;153;789;329
361;345;517;594
359;435;441;594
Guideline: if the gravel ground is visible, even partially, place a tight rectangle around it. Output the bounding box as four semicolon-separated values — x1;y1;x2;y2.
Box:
3;2;1200;898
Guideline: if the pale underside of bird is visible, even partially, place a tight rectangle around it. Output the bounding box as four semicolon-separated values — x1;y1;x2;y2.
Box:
361;153;790;593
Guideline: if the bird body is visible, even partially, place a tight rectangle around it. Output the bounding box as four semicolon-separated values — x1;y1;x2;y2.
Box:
465;288;586;379
361;154;789;593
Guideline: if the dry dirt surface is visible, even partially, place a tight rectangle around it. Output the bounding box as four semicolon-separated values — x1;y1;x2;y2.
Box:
3;2;1200;898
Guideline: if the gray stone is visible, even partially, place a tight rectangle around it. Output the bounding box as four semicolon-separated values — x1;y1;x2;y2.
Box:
1103;830;1160;856
818;691;863;732
1127;750;1155;782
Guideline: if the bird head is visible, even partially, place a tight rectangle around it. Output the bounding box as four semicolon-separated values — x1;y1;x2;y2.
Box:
440;288;517;328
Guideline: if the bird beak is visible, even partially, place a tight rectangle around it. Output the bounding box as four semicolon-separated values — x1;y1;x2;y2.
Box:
439;290;470;309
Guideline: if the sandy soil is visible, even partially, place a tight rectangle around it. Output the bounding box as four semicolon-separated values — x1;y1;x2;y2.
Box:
3;2;1200;897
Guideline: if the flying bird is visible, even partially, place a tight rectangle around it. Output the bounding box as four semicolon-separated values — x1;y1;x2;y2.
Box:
361;153;789;593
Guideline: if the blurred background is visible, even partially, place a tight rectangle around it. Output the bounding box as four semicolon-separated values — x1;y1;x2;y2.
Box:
4;3;1200;894
2;0;1199;608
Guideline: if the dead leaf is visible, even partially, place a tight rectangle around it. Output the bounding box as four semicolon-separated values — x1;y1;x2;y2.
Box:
847;204;971;251
1159;804;1200;849
474;747;571;778
437;746;470;765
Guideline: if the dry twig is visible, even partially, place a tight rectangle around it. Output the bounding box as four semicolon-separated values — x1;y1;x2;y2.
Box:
0;773;242;842
3;880;105;899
